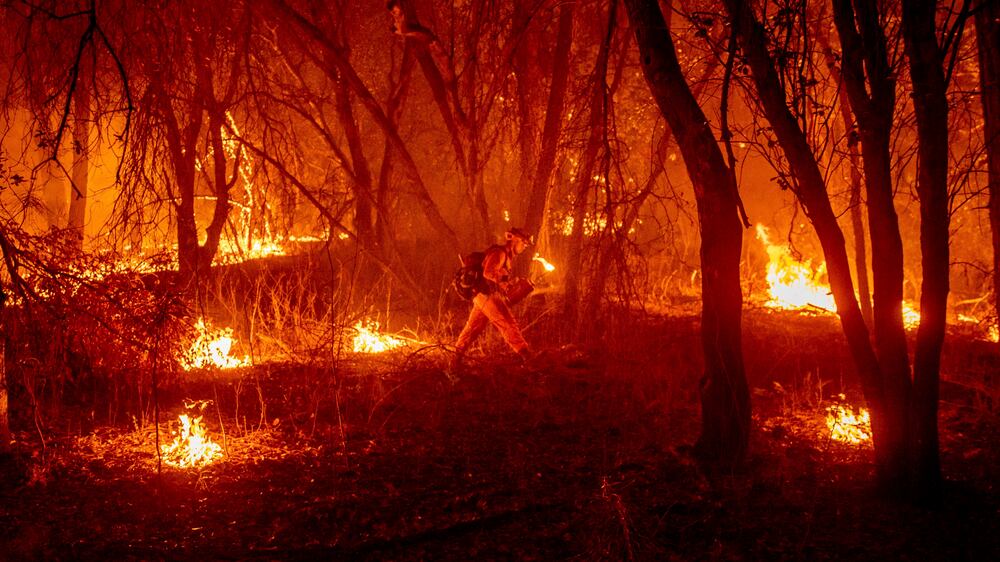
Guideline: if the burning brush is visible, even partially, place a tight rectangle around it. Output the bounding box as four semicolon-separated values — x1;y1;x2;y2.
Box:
352;320;407;353
159;400;224;469
825;394;871;445
180;318;249;370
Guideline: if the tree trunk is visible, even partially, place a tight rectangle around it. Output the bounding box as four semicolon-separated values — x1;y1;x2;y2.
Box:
563;1;614;328
201;111;233;272
814;14;873;327
377;46;414;253
627;0;750;464
976;0;1000;345
0;335;8;455
68;52;91;251
334;77;375;246
522;1;574;244
831;0;912;493
903;0;951;501
723;0;895;476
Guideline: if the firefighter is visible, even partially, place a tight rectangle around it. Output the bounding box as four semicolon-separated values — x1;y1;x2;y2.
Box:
452;227;535;370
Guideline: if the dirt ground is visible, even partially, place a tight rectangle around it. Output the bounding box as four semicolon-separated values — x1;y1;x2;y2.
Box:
1;310;998;560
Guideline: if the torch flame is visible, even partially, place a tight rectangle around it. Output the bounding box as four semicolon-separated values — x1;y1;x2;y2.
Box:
825;395;871;445
532;253;556;272
756;224;836;311
181;318;249;370
159;414;223;468
352;320;406;353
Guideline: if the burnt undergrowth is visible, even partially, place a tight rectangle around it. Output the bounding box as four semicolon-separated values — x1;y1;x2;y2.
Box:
1;291;998;559
0;257;996;559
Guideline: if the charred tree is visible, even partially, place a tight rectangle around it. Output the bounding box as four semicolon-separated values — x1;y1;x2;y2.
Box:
976;0;1000;343
626;0;750;464
902;0;952;500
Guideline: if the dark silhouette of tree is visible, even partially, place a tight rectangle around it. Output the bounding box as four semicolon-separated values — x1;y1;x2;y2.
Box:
902;0;957;501
522;1;575;250
722;0;968;499
625;0;750;464
975;0;1000;344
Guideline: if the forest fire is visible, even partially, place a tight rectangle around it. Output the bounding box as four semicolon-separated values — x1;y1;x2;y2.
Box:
351;320;407;354
3;0;999;557
755;224;836;311
180;319;249;370
825;396;872;445
159;413;224;469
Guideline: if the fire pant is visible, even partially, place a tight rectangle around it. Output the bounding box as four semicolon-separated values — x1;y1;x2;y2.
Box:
455;285;530;354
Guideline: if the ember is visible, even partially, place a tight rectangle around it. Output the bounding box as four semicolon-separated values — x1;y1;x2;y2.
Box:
755;224;836;311
826;395;872;445
159;412;224;469
180;318;250;370
352;320;406;354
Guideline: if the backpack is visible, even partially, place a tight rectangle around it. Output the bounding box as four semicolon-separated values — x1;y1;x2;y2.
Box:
452;245;502;300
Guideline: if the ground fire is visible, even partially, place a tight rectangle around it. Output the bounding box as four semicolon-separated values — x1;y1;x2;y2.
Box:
1;0;998;559
158;409;224;469
180;318;249;370
351;320;407;354
825;395;872;446
755;223;837;311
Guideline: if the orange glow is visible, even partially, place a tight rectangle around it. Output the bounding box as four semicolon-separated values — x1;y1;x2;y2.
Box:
181;318;249;370
532;253;556;272
352;320;406;353
902;302;921;330
214;238;288;264
825;395;871;445
755;224;836;311
160;413;223;468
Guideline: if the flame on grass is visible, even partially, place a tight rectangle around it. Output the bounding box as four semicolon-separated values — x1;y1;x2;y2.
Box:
532;253;556;272
159;403;223;468
826;395;871;445
181;318;249;370
756;224;836;311
352;320;406;353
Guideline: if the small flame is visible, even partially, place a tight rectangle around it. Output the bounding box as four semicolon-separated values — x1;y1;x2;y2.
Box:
532;253;556;272
825;395;871;445
160;414;223;468
756;224;836;311
181;318;249;370
352;320;406;353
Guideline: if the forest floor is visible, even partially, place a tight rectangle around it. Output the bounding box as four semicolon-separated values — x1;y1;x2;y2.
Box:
1;310;998;560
